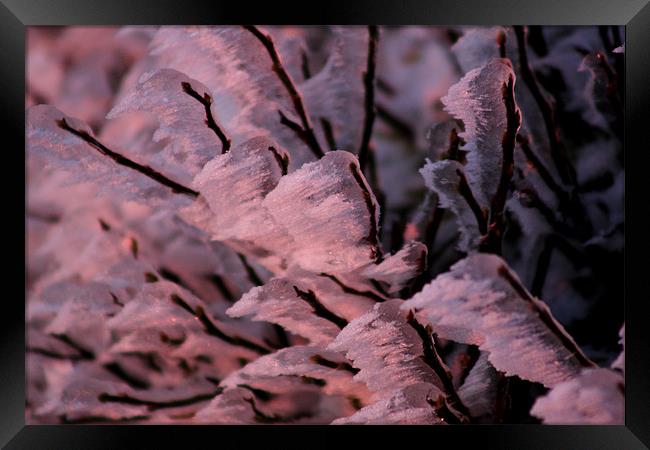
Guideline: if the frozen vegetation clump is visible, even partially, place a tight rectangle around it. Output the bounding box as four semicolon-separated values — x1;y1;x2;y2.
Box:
26;25;624;424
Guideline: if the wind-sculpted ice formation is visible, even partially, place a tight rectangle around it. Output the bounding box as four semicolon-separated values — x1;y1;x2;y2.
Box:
441;58;519;207
26;25;625;425
531;368;624;424
402;253;593;387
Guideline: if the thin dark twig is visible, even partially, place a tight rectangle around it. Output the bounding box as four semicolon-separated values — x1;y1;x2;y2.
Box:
292;286;349;329
310;354;360;375
513;26;577;187
358;25;379;172
170;294;270;355
406;197;445;297
56;118;199;198
529;232;591;298
531;236;554;298
516;134;567;203
103;362;150;390
406;311;472;423
376;103;415;142
51;334;95;360
496;264;595;368
497;30;507;59
457;168;488;236
27;209;60;223
181;81;231;153
99;388;223;411
243;25;324;158
349;161;383;262
237;253;265;287
320;118;337;151
300;47;337;150
319;273;388;302
300;48;312;80
27;347;88;361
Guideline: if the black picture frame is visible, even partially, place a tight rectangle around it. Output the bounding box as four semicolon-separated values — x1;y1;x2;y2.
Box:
3;1;649;448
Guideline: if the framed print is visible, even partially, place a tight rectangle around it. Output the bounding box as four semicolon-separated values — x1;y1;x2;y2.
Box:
3;0;649;448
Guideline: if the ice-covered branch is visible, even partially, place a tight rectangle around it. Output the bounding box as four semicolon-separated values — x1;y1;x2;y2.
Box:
56;118;199;197
358;25;379;172
181;81;231;153
243;25;324;158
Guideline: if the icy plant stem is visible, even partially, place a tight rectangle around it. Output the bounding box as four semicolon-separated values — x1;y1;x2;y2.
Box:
513;26;577;188
243;25;324;158
516;134;567;203
358;25;379;172
170;294;271;355
181;81;231;153
480;75;521;254
99;388;224;411
56;118;200;197
406;311;472;423
495;264;596;368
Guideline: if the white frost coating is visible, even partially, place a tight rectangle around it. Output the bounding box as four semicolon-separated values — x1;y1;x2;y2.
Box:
35;363;147;422
332;383;443;425
28;283;80;330
150;26;316;169
227;278;343;345
328;300;438;394
452;27;505;74
107;68;224;184
402;253;589;388
530;368;624;424
44;282;120;355
457;352;499;418
441;58;516;207
181;135;290;269
300;26;367;151
263;151;380;273
420;159;481;251
222;345;371;399
106;282;201;338
168;332;259;378
360;241;427;293
611;325;624;374
183;147;380;275
27;105;181;204
194;387;257;424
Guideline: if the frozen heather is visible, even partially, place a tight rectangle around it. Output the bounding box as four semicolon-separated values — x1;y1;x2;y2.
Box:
150;26;316;168
441;58;518;207
419;159;481;251
227;277;347;345
328;300;441;394
457;352;499;419
402;253;592;387
262;151;381;273
300;26;368;151
26;25;625;425
531;368;624;424
107;68;227;184
332;383;444;425
221;345;372;401
27;105;177;204
451;26;506;74
360;241;427;293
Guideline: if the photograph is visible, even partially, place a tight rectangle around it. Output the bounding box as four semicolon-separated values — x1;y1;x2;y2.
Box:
26;24;625;425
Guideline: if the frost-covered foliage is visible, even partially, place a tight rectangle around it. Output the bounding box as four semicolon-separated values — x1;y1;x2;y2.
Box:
26;25;624;425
